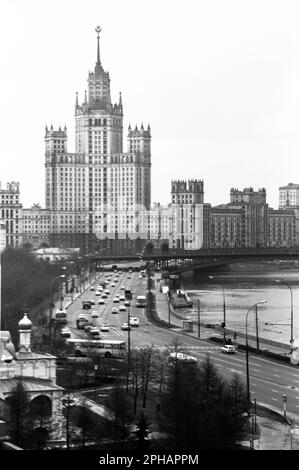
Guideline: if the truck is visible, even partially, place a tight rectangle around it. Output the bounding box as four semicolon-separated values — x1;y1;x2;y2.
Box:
125;289;132;300
76;315;89;330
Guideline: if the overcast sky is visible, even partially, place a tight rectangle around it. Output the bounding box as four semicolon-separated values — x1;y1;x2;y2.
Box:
1;0;299;209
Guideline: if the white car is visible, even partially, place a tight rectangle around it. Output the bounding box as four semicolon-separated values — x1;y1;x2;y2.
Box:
121;322;131;331
120;285;125;290
129;317;139;327
61;328;71;338
119;305;126;312
127;276;131;279
111;283;115;287
113;297;120;303
138;274;142;279
91;310;99;318
111;307;118;314
119;295;125;301
100;325;110;332
124;300;130;307
98;299;105;305
105;290;110;295
169;352;197;363
95;290;101;296
221;345;236;354
90;286;95;291
90;327;100;337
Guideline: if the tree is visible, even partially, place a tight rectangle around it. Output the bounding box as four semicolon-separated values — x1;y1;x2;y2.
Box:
158;355;249;450
134;412;150;452
107;382;134;446
5;380;34;448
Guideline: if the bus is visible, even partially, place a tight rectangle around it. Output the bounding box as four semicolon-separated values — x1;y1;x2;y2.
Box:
136;295;147;308
66;338;126;359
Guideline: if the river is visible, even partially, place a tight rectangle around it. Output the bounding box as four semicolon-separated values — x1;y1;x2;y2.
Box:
180;260;299;346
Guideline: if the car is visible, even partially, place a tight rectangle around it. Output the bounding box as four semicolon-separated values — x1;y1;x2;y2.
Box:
111;283;115;287
119;295;125;301
221;345;237;354
121;322;131;331
101;293;108;299
100;325;110;332
61;328;71;338
113;297;120;303
90;327;101;337
107;278;111;282
95;290;101;296
105;290;110;295
90;286;95;291
130;317;139;327
97;286;103;291
111;307;118;314
119;305;126;312
138;274;142;279
129;270;132;273
124;300;130;307
169;352;197;363
84;325;92;333
91;310;99;318
78;313;88;320
120;285;125;290
127;275;131;279
98;299;105;305
90;299;95;305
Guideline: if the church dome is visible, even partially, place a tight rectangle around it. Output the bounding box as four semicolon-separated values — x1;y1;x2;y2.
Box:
18;313;32;330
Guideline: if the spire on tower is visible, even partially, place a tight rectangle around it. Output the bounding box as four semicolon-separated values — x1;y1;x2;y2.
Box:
84;90;87;104
75;92;79;108
95;26;102;65
119;92;122;106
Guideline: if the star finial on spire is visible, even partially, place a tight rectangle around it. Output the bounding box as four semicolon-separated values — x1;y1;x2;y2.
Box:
95;26;102;64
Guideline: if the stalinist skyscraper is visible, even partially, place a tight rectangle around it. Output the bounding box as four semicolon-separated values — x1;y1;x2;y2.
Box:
45;27;151;253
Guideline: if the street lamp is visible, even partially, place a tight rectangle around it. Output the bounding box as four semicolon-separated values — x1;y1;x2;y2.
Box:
275;279;294;350
209;276;226;343
245;300;267;412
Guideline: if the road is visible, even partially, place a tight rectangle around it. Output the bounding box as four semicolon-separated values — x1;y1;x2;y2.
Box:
61;267;299;423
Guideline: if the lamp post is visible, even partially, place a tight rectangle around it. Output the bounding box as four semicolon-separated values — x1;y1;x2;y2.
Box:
49;274;65;350
197;299;201;338
209;276;226;343
245;300;267;412
275;279;294;351
126;304;131;392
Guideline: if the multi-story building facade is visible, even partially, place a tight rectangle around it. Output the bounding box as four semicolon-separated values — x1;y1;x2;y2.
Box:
227;187;268;247
169;180;211;250
279;183;299;245
0;182;22;248
45;28;151;253
268;208;296;247
210;205;242;248
21;204;50;249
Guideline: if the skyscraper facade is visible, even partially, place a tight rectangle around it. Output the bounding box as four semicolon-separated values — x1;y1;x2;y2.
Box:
45;28;151;253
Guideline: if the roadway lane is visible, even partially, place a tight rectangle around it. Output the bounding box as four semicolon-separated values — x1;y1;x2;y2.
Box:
62;267;299;422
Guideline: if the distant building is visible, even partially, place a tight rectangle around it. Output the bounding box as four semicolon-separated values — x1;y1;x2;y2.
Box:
268;208;296;247
210;205;242;248
279;183;299;245
0;182;22;248
21;204;50;249
169;180;210;250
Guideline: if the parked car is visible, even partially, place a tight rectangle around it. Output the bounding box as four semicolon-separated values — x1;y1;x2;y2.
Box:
121;322;131;331
221;345;237;354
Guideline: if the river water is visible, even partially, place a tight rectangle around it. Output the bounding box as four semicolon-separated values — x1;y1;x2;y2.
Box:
180;260;299;346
